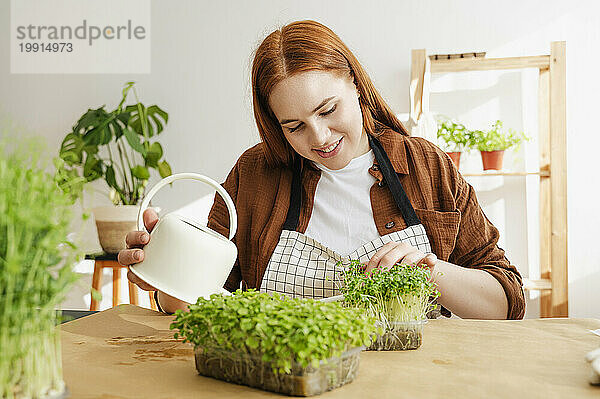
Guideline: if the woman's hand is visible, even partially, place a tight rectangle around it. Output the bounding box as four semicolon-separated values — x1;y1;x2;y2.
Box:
365;241;437;275
117;208;159;291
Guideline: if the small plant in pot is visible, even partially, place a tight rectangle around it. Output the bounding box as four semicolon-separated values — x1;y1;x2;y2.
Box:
471;120;530;171
436;115;472;170
55;82;172;253
340;260;440;351
1;132;81;398
170;289;376;396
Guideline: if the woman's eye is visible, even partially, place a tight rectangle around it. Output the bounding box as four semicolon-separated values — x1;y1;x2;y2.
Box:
287;105;336;133
289;124;303;133
321;105;336;116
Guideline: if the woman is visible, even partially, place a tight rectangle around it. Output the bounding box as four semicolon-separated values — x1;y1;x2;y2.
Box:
118;20;525;320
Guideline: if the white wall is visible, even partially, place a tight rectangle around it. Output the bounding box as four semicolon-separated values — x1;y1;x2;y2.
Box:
1;0;598;317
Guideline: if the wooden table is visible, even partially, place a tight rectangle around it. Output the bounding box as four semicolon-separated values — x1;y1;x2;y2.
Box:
61;305;600;398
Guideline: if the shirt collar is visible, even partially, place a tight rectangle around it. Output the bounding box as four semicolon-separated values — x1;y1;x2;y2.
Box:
371;127;410;175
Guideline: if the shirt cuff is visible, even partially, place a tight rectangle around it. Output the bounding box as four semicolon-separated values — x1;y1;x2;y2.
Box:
154;290;174;315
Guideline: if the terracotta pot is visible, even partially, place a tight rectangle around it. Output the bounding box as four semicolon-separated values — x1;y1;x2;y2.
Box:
446;152;461;169
480;150;505;170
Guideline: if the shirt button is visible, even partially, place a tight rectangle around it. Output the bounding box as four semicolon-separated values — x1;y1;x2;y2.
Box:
372;165;379;171
385;221;395;229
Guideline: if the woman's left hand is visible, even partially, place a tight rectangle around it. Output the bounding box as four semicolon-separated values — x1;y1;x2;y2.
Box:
365;241;437;275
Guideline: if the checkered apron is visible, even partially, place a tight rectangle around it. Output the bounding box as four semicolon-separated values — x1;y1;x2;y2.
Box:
260;135;436;308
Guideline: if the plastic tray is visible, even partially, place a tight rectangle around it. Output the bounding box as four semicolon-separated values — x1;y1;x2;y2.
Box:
194;346;363;396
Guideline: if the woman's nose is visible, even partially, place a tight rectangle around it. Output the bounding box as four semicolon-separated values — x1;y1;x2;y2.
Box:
308;122;331;146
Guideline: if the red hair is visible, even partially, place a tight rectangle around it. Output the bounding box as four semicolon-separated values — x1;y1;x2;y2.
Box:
251;20;409;168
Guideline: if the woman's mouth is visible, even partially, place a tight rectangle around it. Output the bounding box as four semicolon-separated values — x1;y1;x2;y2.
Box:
314;138;343;158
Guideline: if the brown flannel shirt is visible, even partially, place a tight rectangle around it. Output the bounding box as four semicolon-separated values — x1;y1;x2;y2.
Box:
207;126;526;320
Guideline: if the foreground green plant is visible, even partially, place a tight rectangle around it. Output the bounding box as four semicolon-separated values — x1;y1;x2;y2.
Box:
0;132;81;398
56;81;172;205
170;289;376;374
472;120;530;152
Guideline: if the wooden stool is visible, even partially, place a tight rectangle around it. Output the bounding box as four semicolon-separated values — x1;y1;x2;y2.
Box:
86;253;157;311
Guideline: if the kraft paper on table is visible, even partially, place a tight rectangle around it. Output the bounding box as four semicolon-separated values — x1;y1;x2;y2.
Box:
61;304;600;398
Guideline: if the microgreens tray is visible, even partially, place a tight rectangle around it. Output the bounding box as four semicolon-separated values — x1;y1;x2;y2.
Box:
171;290;376;396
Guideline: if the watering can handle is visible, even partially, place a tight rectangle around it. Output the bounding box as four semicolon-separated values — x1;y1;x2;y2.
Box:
137;173;237;241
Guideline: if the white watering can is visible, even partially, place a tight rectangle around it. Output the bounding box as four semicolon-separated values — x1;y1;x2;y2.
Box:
129;173;237;304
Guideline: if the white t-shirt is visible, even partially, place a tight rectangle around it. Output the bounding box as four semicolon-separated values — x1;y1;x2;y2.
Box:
304;150;380;256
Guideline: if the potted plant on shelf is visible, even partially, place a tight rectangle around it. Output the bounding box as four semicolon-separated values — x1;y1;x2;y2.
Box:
471;120;530;171
435;115;473;170
340;260;440;351
1;133;81;398
170;289;376;396
56;82;172;253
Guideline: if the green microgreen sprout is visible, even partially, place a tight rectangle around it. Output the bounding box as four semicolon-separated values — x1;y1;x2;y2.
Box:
339;260;440;332
170;289;376;375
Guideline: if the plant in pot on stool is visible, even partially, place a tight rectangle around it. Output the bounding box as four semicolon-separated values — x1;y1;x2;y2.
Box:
472;120;529;171
1;133;81;398
340;260;440;351
435;116;472;169
56;82;172;253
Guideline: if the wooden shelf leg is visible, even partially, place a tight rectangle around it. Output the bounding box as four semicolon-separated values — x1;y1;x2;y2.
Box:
90;261;103;311
538;66;552;318
549;41;568;317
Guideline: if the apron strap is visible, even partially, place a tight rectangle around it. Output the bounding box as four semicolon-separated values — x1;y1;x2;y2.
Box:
368;134;422;227
282;156;302;231
282;134;422;230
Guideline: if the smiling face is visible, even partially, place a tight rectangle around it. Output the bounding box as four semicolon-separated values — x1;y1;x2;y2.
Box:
268;70;370;170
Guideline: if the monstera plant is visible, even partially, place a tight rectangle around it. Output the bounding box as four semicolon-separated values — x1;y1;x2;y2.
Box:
56;82;172;253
